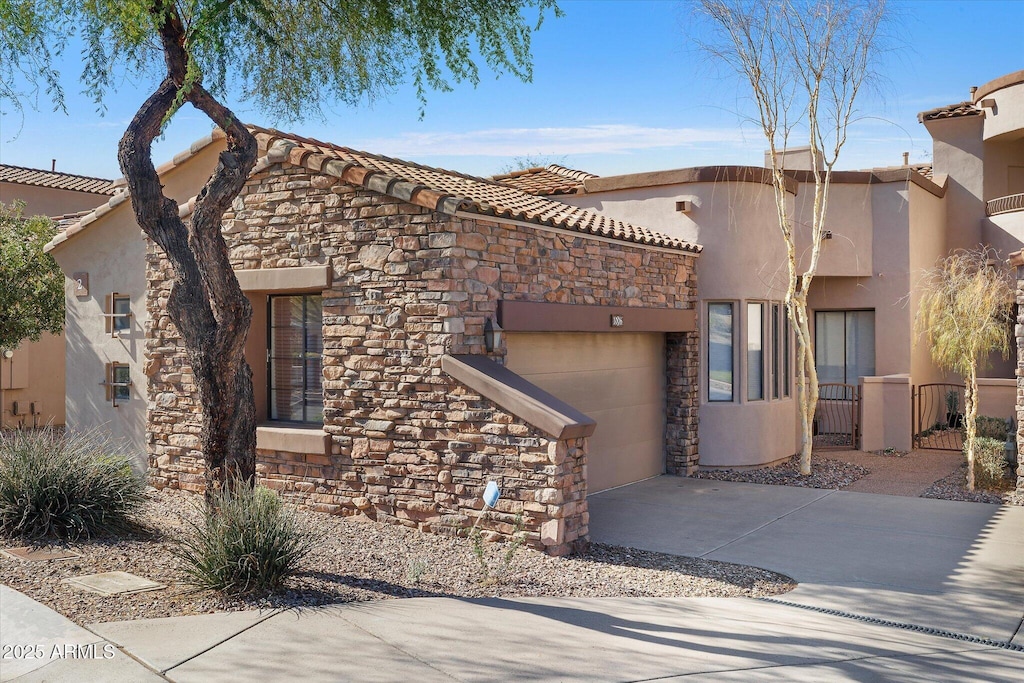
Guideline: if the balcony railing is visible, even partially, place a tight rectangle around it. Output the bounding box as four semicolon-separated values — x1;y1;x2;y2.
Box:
987;192;1024;216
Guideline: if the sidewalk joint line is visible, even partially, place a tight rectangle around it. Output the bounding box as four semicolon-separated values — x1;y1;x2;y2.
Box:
158;608;284;674
698;489;837;558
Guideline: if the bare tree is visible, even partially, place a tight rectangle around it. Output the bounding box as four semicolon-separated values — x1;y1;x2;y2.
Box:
696;0;887;474
916;248;1013;490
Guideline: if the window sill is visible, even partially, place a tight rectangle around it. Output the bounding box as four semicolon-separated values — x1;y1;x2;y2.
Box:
256;425;330;456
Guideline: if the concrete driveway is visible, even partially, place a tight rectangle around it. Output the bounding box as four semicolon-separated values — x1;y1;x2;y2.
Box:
590;476;1024;642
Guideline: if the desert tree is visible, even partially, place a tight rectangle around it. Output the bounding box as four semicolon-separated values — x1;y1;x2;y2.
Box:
915;248;1013;490
695;0;887;474
0;201;64;351
0;0;560;499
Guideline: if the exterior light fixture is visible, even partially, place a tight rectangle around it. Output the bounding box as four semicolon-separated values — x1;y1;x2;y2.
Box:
1;349;13;360
484;318;503;352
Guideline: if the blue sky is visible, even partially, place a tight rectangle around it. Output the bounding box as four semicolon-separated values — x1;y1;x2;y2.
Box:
1;0;1022;181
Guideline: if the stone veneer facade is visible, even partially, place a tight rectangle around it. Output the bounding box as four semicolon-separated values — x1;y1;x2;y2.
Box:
145;159;699;555
1016;266;1024;492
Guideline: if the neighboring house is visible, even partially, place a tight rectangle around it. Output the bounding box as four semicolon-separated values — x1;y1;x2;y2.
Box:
497;69;1024;468
45;127;701;555
0;164;115;429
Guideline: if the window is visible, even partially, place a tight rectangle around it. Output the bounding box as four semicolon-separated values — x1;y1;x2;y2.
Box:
783;311;791;397
708;303;734;402
113;295;131;333
269;294;323;423
815;310;875;385
772;304;782;400
747;302;764;400
106;362;131;407
105;292;132;336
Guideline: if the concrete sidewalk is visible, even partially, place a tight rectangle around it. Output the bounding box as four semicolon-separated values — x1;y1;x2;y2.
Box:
590;476;1024;643
0;585;161;682
89;597;1023;682
5;476;1024;681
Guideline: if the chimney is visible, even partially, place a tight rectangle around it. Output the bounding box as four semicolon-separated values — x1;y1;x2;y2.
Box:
51;159;56;172
902;152;909;166
970;86;978;101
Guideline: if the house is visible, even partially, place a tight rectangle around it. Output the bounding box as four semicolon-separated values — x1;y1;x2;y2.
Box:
0;164;115;429
496;70;1024;468
44;127;701;555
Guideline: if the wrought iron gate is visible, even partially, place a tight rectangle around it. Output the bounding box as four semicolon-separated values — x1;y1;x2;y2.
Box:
814;383;860;450
913;383;965;451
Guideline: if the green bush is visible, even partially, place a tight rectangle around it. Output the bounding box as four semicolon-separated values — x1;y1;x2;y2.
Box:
974;416;1010;441
176;483;314;595
0;429;144;541
969;437;1008;489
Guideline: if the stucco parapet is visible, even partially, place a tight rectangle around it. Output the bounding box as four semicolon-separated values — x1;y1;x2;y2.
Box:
583;166;798;196
861;374;910;384
974;69;1024;103
441;355;597;441
976;378;1016;387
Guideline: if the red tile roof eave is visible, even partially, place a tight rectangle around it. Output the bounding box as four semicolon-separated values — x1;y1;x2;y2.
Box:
0;164;116;196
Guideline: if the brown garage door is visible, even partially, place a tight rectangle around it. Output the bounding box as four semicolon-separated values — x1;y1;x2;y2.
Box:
505;332;666;493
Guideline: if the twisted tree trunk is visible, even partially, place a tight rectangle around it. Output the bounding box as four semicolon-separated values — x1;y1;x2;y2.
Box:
118;7;258;502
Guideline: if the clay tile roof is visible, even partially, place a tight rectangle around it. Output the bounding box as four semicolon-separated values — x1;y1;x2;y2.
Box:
491;164;598;196
0;164;115;196
910;164;933;180
251;126;699;253
917;101;983;122
51;210;94;229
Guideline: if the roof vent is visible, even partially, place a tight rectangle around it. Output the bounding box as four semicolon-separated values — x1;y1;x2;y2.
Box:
675;200;693;213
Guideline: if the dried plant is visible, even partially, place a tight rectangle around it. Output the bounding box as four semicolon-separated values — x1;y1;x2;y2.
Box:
916;248;1014;489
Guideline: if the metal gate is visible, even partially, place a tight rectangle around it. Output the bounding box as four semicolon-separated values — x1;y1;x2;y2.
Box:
814;383;860;450
913;383;965;451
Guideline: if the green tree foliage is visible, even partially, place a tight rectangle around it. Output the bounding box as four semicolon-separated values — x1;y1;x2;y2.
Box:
0;201;64;349
915;248;1014;490
0;0;560;497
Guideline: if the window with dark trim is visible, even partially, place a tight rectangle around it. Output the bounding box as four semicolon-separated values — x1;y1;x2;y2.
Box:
814;310;875;385
268;294;323;423
105;362;131;407
772;304;782;400
708;302;734;402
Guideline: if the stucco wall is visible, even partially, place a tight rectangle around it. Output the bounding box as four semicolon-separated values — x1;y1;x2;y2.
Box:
927;116;986;252
0;182;110;218
561;177;797;468
50;210;150;467
0;332;65;429
145;159;699;554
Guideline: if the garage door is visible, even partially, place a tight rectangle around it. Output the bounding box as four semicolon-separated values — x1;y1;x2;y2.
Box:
505;332;666;493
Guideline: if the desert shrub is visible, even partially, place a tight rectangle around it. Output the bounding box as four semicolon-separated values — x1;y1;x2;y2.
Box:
969;437;1008;490
974;416;1010;441
0;429;144;540
176;483;314;595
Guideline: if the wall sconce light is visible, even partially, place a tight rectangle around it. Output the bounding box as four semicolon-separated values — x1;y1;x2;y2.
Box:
1;349;12;360
484;318;503;353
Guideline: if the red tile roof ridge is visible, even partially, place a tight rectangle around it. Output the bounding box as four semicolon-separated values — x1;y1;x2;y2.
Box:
917;101;983;122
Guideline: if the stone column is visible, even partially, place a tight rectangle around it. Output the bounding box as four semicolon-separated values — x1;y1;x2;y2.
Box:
1012;252;1024;492
666;331;699;474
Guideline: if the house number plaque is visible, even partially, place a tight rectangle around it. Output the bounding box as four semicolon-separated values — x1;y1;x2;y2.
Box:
610;315;624;328
72;272;89;297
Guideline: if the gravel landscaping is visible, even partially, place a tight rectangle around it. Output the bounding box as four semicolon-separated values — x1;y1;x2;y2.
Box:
693;451;1024;506
0;489;796;626
693;455;869;489
920;464;1017;505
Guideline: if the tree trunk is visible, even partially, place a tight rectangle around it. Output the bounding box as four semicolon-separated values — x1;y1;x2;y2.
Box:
964;369;978;491
117;7;258;503
791;292;817;475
